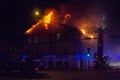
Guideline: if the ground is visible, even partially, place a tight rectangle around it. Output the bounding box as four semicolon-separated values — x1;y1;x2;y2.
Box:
0;70;120;80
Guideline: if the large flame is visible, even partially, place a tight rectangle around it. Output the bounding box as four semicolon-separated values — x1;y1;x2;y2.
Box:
80;23;95;39
81;29;94;38
25;10;55;34
25;8;74;35
76;14;105;39
42;11;54;30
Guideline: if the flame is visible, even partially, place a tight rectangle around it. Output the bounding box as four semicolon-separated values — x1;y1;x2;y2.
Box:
25;10;55;34
25;21;41;34
90;35;94;38
81;29;86;35
80;23;95;39
76;14;104;39
63;13;71;24
81;28;95;39
25;9;72;35
42;11;54;30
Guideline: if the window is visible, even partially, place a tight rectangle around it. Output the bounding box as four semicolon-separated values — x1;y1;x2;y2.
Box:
56;33;61;40
56;33;64;41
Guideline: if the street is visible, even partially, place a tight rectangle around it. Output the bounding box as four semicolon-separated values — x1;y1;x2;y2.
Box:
0;70;120;80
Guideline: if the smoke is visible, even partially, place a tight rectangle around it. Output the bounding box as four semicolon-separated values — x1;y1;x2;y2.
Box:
62;0;120;63
51;0;106;30
45;0;120;63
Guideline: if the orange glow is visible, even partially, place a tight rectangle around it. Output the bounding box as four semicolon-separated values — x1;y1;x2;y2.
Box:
25;9;55;34
90;35;94;38
81;29;86;35
25;9;73;35
81;28;95;39
42;11;54;30
35;11;39;16
77;14;103;39
25;21;41;34
63;13;71;24
80;23;95;39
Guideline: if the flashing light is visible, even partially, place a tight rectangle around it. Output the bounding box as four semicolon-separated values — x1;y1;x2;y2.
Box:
22;54;28;59
87;53;90;57
76;54;81;60
86;48;91;57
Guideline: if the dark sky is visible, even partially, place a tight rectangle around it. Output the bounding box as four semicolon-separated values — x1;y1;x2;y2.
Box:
0;0;120;36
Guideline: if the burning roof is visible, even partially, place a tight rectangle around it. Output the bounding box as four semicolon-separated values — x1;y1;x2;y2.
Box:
25;8;104;39
25;8;73;35
25;9;55;35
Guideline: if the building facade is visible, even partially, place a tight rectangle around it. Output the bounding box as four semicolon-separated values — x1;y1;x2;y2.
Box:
24;24;93;70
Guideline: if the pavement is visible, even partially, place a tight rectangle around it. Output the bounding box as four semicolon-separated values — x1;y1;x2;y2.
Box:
39;70;120;80
0;70;120;80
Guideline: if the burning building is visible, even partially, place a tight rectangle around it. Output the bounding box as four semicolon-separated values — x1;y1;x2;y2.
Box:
24;9;94;70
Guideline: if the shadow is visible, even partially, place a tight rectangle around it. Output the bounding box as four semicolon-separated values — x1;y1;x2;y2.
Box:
0;72;51;79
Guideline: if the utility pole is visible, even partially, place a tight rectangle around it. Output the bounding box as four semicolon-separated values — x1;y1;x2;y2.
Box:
97;28;104;69
96;14;107;70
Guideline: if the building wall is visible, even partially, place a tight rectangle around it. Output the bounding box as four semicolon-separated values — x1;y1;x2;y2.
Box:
24;25;93;70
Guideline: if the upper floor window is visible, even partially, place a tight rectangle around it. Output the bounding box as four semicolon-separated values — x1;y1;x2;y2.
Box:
56;33;64;41
56;33;61;40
